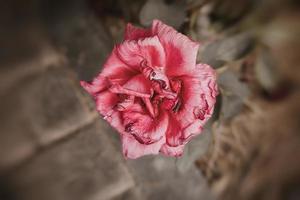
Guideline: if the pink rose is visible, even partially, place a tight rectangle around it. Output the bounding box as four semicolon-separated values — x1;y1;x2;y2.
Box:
80;20;218;159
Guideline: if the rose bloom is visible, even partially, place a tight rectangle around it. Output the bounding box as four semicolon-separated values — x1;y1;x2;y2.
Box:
81;20;218;159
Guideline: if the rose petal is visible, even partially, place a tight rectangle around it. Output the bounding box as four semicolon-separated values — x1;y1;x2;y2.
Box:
160;144;184;157
174;63;217;128
182;120;204;142
101;47;139;85
81;47;138;96
165;114;184;147
122;134;165;159
193;64;218;113
122;111;168;144
139;111;168;143
116;35;166;69
93;91;124;133
152;20;200;76
122;74;152;95
95;91;119;114
109;84;151;98
116;95;135;111
106;111;124;134
80;75;109;95
124;23;152;40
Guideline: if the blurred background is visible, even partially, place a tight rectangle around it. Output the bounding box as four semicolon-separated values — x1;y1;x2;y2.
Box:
0;0;299;200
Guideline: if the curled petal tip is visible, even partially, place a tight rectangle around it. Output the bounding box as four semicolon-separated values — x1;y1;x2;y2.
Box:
80;81;91;92
80;80;98;95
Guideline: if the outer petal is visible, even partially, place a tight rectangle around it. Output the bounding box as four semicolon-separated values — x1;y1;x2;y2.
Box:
193;63;218;112
105;111;124;134
196;64;219;108
122;110;168;144
116;35;166;69
122;134;165;159
151;20;200;76
95;91;118;115
101;47;138;85
81;47;139;97
124;23;152;40
80;75;109;95
94;91;124;133
160;144;184;157
143;111;169;142
165;114;184;147
174;63;217;128
182;120;204;142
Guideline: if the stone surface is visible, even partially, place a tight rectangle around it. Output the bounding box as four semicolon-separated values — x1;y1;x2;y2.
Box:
0;110;37;174
39;0;113;81
22;67;96;145
0;1;49;68
126;154;215;200
0;66;96;172
4;121;134;200
0;0;62;96
0;47;63;97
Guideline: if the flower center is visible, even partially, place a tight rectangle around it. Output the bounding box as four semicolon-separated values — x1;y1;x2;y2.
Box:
112;61;185;139
139;60;183;116
113;60;184;137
